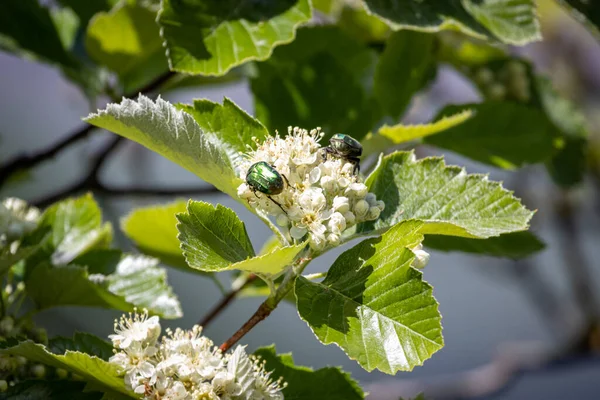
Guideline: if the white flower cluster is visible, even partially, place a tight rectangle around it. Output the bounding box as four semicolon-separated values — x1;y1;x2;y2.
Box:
0;198;40;246
237;127;384;251
109;311;285;400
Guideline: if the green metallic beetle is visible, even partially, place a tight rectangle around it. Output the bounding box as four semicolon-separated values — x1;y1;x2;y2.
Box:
246;161;287;212
322;133;363;174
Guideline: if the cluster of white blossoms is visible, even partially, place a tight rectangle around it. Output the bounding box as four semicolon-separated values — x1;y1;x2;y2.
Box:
237;127;385;251
473;61;531;102
109;311;285;400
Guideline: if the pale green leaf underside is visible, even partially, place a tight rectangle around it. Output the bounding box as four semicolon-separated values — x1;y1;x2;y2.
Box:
85;95;240;197
255;345;365;399
360;151;534;238
296;220;443;374
38;193;112;265
158;0;312;76
363;0;541;45
379;109;473;144
26;256;182;319
177;201;255;271
0;341;130;396
121;200;190;270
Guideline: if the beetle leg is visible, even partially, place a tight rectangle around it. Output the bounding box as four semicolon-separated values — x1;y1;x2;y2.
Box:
281;174;290;188
268;196;287;214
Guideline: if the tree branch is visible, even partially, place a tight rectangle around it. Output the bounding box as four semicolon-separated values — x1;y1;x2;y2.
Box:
199;274;258;328
219;301;274;352
0;71;175;188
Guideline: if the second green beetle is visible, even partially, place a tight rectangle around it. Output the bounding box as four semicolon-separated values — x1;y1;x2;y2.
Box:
322;133;363;174
246;161;287;212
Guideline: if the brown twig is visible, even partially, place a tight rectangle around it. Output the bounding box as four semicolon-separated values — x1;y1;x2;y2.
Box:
219;300;274;352
198;274;258;328
0;71;175;188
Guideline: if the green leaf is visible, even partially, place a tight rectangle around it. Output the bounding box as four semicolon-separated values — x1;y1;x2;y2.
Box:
363;0;541;45
48;332;113;361
251;26;379;140
177;97;270;157
85;95;240;197
0;339;130;397
176;200;254;270
557;1;600;39
424;231;545;259
425;103;557;169
0;380;104;400
0;0;78;67
26;254;182;318
158;0;312;76
32;194;112;266
57;0;120;27
177;201;306;274
374;30;436;118
296;220;443;374
338;3;391;43
535;77;588;187
360;151;534;238
85;1;168;93
121;200;190;270
255;345;365;399
377;109;474;144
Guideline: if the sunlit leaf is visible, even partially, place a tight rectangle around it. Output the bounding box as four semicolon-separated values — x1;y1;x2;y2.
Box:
296;220;443;374
360;151;534;238
424;231;544;258
158;0;312;76
85;95;240;197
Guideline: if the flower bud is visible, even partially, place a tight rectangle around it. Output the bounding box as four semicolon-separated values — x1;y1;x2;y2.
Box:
354;200;369;218
320;176;337;193
328;212;347;235
31;364;46;378
367;206;381;220
332;196;350;213
474;67;494;85
376;200;385;211
290;226;308;240
56;368;68;379
411;244;430;269
346;183;368;199
487;83;506;100
327;233;341;246
343;211;356;226
0;380;7;392
276;213;289;227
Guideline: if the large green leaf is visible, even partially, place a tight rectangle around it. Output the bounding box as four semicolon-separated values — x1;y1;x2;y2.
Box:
158;0;312;76
363;0;541;45
424;231;544;259
425;103;557;169
374;30;436;118
557;0;600;39
251;26;379;141
121;200;189;270
48;332;113;361
26;253;182;318
85;1;168;93
296;220;443;374
177;201;305;274
85;95;240;197
360;151;534;238
0;339;131;397
0;0;77;67
255;346;365;399
177;97;270;158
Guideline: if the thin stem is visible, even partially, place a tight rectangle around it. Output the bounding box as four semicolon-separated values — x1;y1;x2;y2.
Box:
199;274;258;328
303;271;326;281
219;257;311;352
